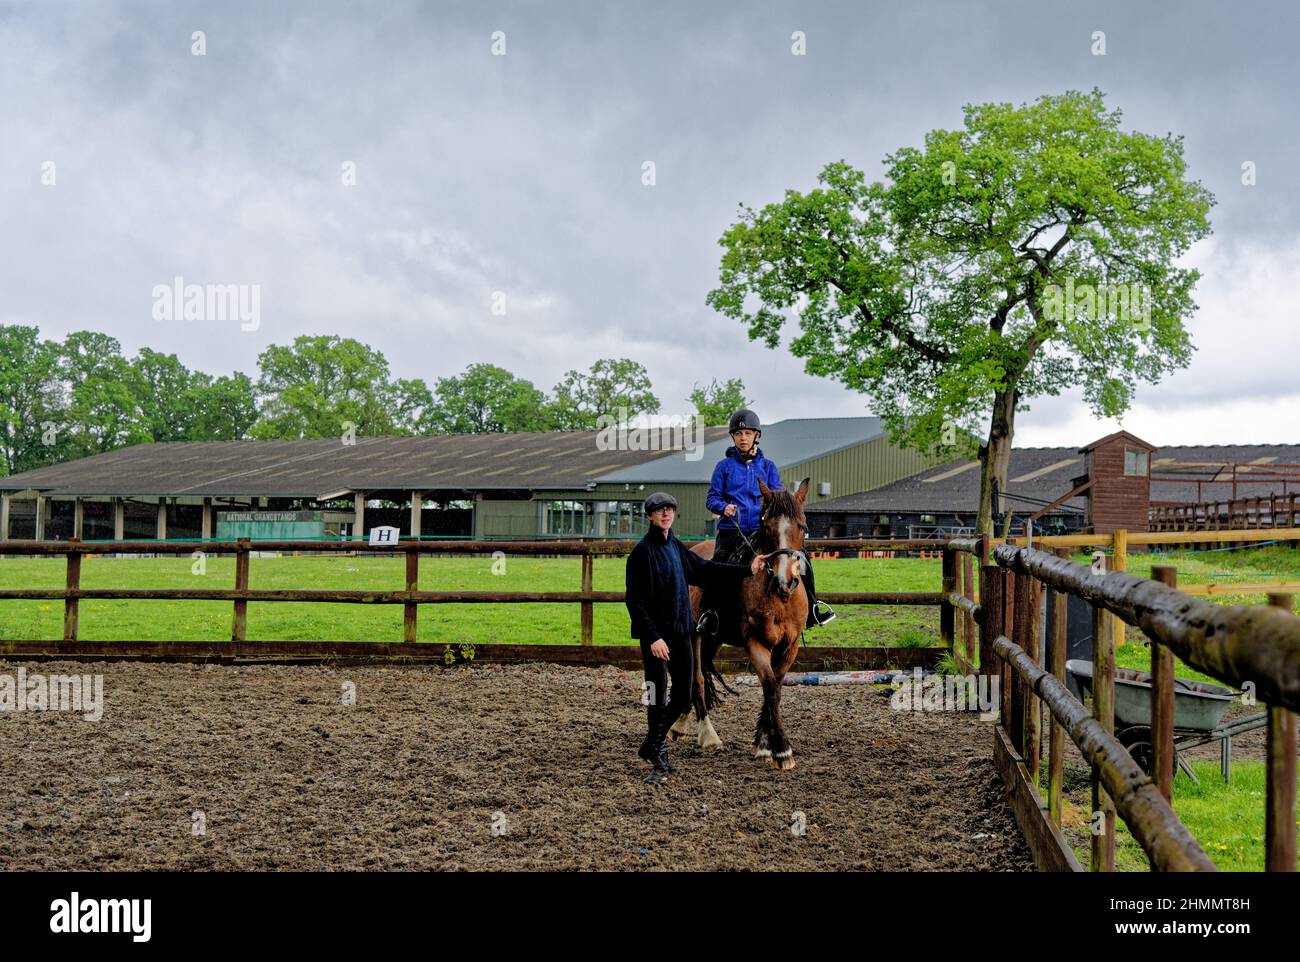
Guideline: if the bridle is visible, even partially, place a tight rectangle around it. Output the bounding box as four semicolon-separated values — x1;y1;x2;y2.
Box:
733;506;807;589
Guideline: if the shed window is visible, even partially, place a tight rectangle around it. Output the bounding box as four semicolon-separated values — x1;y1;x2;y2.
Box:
1123;448;1149;477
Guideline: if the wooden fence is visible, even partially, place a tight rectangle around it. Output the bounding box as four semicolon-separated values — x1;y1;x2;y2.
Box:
0;536;951;668
948;534;1299;872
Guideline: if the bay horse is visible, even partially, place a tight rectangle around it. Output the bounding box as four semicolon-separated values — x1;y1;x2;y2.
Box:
669;477;810;770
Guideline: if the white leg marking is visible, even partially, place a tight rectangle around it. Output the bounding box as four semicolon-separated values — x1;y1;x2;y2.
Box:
698;716;723;750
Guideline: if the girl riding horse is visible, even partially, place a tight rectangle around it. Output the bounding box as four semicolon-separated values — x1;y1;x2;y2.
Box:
696;408;835;639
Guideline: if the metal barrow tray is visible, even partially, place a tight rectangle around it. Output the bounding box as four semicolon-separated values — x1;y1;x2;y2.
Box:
1065;659;1235;732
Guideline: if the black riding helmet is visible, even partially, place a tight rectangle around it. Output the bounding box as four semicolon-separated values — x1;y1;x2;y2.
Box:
728;409;761;435
643;491;678;515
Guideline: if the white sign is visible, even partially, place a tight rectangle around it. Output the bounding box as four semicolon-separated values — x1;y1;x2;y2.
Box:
368;525;401;546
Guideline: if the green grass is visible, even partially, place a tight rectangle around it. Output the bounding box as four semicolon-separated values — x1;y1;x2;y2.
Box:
1061;760;1299;872
0;552;943;646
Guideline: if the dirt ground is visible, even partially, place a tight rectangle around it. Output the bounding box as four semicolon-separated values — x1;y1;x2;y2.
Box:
0;660;1033;871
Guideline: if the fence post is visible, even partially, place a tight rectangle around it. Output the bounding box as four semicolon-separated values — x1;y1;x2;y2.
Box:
580;545;594;646
1023;573;1042;786
962;550;976;666
940;546;956;652
63;540;81;642
1150;565;1178;802
1009;569;1028;758
1091;553;1116;872
1001;568;1014;727
232;537;250;642
1266;591;1297;872
403;546;419;643
979;563;1001;689
1112;528;1127;650
1048;547;1069;826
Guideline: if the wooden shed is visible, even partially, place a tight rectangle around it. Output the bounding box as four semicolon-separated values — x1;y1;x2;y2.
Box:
1073;430;1156;534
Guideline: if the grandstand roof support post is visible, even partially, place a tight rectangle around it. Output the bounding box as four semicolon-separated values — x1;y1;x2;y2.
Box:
156;498;167;541
354;491;366;541
73;497;84;539
0;492;9;541
201;497;213;541
410;490;422;540
114;497;124;541
35;493;46;541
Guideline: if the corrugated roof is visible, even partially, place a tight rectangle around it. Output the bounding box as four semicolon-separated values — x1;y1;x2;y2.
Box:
0;427;732;498
591;417;887;483
806;443;1300;514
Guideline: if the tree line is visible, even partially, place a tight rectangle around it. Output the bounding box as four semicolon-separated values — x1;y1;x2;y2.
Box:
0;326;749;476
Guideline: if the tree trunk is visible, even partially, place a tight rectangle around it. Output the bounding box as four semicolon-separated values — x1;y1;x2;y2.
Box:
975;388;1018;536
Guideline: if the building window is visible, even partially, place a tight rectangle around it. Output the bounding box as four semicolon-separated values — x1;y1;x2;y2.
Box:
920;514;936;524
545;500;645;536
1124;448;1149;477
544;500;593;535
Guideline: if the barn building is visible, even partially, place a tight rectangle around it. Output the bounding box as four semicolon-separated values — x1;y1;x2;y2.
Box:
805;431;1300;539
0;417;936;542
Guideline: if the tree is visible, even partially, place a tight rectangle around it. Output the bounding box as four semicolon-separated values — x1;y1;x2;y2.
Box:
708;89;1214;535
61;331;150;457
428;363;549;434
688;377;750;426
187;372;259;440
546;358;659;430
253;335;419;438
127;348;207;442
0;325;66;474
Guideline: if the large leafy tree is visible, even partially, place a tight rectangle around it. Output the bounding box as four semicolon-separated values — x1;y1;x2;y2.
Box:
0;325;67;474
187;372;259;440
688;377;750;426
127;348;208;442
253;335;419;438
61;331;150;457
547;358;660;430
708;89;1214;535
428;363;549;434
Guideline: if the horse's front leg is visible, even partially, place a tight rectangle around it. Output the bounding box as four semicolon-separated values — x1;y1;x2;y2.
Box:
693;632;723;749
768;637;800;771
746;640;775;762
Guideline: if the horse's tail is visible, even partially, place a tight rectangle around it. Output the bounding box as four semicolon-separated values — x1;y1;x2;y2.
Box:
702;637;736;711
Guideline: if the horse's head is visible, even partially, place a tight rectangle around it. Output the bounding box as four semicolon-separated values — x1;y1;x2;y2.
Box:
756;477;810;599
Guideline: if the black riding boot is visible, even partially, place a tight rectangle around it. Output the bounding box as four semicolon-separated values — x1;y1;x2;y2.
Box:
801;553;836;628
639;705;676;772
644;710;673;785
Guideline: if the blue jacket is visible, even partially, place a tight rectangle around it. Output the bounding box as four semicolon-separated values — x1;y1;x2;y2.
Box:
706;445;782;532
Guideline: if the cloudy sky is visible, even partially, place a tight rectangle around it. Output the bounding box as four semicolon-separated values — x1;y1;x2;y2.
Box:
1;0;1296;446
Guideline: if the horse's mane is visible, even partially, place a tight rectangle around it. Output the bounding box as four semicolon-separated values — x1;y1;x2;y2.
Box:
757;489;807;551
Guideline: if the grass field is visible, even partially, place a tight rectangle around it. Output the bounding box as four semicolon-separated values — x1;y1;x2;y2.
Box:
0;543;1295;647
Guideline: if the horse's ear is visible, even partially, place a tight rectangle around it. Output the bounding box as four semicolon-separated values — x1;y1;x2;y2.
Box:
795;478;810;503
758;479;773;500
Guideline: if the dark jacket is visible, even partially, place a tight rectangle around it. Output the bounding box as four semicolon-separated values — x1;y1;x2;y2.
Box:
706;445;782;532
625;526;751;641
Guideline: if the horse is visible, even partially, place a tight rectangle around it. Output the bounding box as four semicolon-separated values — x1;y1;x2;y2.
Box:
669;477;811;770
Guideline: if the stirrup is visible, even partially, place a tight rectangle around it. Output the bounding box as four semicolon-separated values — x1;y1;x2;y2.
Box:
812;601;837;626
695;609;719;635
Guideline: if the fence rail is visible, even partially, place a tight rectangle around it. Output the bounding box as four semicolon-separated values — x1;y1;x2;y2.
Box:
0;536;952;666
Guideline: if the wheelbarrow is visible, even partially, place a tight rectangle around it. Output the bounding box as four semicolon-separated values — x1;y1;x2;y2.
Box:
1065;660;1265;784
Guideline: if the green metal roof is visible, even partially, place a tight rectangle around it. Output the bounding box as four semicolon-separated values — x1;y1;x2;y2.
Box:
591;417;886;484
